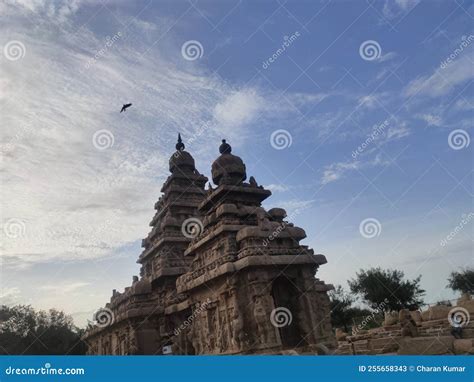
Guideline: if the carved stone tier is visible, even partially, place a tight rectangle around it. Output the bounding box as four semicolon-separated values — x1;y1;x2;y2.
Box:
177;254;328;293
199;185;271;212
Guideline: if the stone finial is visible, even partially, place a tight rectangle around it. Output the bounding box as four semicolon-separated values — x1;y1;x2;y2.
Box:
176;133;185;151
219;139;231;154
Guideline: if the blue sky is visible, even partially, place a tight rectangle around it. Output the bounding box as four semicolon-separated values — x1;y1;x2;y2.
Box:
1;0;473;327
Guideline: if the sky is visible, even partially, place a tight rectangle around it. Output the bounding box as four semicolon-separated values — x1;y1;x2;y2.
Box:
0;0;473;327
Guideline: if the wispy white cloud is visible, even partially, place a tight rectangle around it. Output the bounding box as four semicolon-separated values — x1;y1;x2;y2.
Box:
416;113;443;127
378;51;397;63
453;98;474;111
0;3;321;269
265;184;290;193
382;0;420;20
322;161;361;185
404;52;474;98
321;154;391;185
385;122;411;140
0;5;232;267
0;287;22;305
276;199;315;217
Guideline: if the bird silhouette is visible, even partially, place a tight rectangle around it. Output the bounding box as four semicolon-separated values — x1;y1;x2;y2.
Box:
120;103;132;113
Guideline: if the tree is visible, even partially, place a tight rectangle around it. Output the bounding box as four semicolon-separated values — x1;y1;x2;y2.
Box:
329;286;355;332
0;305;86;355
328;286;376;332
348;267;425;311
447;268;474;295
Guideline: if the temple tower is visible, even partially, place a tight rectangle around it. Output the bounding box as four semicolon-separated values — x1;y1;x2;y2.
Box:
84;136;207;355
84;138;335;355
175;140;336;354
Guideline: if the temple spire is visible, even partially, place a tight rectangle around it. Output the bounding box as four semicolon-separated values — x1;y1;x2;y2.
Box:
176;133;185;151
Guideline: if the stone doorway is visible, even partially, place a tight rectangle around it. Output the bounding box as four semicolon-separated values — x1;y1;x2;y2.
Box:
271;276;305;348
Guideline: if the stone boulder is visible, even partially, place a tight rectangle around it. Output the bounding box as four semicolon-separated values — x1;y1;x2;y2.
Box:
335;328;347;341
426;305;451;321
421;309;430;321
410;310;422;323
384;311;398;326
457;298;474;315
457;293;472;304
399;309;418;337
453;339;473;354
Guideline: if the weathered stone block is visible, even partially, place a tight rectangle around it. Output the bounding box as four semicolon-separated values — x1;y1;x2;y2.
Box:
397;336;454;355
453;339;473;354
410;310;422;323
457;300;474;315
427;305;451;321
384;311;398;326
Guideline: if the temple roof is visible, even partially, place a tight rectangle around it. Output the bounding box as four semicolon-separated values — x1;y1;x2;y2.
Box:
211;139;246;186
169;134;195;173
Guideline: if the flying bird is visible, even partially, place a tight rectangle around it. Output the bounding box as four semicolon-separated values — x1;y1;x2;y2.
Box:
120;103;132;113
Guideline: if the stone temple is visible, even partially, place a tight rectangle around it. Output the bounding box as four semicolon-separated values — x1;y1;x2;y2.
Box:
83;136;336;355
